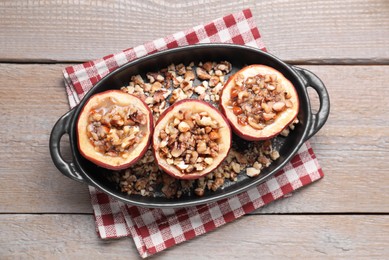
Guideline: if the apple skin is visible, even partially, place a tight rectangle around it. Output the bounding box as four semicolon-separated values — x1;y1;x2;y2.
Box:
77;90;153;170
152;99;232;180
219;65;299;141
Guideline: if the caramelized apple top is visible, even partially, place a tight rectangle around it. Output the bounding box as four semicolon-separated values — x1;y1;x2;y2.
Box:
156;109;221;174
153;99;231;180
228;72;294;130
77;90;153;170
220;65;299;141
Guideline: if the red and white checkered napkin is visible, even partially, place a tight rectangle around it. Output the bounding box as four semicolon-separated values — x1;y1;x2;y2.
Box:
63;9;324;258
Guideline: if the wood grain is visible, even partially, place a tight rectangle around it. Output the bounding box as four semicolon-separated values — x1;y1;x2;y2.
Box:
1;1;387;258
0;0;388;63
1;214;388;259
0;64;93;213
257;65;389;214
0;63;388;214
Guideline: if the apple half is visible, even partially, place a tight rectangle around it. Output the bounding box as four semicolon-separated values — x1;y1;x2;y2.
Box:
153;99;231;180
77;90;153;170
220;64;299;141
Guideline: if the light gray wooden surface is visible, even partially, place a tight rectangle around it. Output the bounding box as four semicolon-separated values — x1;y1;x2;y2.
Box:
1;0;388;63
1;215;388;259
0;0;388;259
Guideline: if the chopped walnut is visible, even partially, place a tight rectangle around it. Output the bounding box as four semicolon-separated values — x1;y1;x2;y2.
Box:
114;60;296;198
196;67;211;80
86;100;147;158
246;167;261;177
228;73;293;128
157;109;221;175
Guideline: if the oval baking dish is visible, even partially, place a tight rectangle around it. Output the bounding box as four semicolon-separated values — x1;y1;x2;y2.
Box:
50;44;330;208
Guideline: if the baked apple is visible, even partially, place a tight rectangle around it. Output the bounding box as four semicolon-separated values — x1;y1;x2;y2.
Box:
77;90;153;170
220;65;299;141
153;99;231;180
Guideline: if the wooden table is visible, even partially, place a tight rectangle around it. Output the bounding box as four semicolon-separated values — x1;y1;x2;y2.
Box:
1;1;388;258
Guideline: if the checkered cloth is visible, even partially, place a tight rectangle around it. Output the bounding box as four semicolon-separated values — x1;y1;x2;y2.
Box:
63;9;324;258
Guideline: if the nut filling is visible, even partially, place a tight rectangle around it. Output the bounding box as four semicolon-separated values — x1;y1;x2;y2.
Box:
228;73;293;129
157;110;221;174
103;61;299;198
86;98;147;158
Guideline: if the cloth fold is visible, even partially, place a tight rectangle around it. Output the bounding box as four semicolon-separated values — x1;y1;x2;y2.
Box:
63;9;323;258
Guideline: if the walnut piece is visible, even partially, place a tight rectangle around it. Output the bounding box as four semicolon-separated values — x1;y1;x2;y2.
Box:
116;60;291;198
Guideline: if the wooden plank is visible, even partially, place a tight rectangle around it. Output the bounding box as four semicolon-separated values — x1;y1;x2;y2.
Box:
0;64;388;213
0;0;388;63
0;64;93;213
257;65;389;213
1;214;388;258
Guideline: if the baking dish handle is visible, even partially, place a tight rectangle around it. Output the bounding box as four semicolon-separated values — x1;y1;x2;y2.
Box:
49;109;86;183
294;67;330;140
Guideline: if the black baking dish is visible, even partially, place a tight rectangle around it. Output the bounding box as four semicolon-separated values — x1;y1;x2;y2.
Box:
50;43;330;208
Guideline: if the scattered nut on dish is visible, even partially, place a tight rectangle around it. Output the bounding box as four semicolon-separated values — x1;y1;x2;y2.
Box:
109;61;299;198
220;64;299;141
152;99;231;180
77;90;153;170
